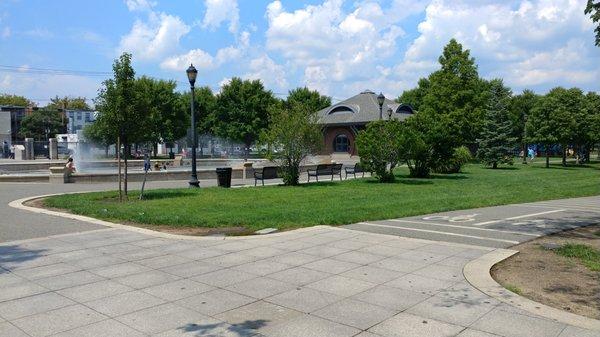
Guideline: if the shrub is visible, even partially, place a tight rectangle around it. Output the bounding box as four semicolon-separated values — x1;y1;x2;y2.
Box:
259;104;322;186
356;120;404;182
402;126;432;178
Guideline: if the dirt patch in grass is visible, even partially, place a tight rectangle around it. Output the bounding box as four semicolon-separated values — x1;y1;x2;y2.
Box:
492;224;600;320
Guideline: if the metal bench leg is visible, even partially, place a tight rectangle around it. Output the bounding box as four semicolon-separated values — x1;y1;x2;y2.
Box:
255;179;257;187
262;179;265;186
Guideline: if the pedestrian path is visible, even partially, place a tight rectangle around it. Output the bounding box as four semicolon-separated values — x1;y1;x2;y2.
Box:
0;226;596;337
344;196;600;248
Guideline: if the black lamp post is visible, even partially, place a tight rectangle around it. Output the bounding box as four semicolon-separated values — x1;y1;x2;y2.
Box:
187;64;199;188
377;92;385;120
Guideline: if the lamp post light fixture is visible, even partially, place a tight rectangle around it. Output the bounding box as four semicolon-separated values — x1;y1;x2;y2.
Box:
187;64;200;188
377;92;385;120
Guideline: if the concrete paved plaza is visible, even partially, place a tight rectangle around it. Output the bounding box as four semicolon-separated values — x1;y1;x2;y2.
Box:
0;181;599;336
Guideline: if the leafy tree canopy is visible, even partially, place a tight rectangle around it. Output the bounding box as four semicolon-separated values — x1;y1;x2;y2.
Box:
213;77;277;148
585;0;600;46
397;78;429;111
0;93;35;107
45;96;91;110
19;110;66;140
285;87;331;112
509;89;539;142
181;86;215;136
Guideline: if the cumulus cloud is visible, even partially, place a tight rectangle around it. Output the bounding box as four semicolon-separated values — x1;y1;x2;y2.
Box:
402;0;600;92
202;0;240;34
160;30;250;71
243;54;288;90
118;12;191;61
265;0;410;96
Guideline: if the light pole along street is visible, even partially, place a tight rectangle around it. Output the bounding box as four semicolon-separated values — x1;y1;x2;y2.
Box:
377;92;385;120
187;64;200;188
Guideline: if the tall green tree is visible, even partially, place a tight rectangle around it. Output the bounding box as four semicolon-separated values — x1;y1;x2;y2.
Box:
420;39;489;147
586;0;600;46
213;78;277;157
399;39;488;172
397;78;429;111
82;118;113;157
585;92;600;161
135;76;187;155
0;94;35;107
285;87;331;112
45;96;91;110
527;93;558;168
19;110;66;140
181;86;217;156
260;103;322;185
510;90;539;164
477;80;516;169
94;53;144;197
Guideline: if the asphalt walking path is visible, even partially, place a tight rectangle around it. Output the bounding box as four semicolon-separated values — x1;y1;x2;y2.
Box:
344;196;600;248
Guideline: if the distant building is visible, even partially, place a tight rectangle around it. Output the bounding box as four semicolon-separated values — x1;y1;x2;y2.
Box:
66;110;97;134
0;105;28;144
316;90;414;156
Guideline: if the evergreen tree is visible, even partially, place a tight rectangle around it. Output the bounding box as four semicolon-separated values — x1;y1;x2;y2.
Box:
477;79;516;169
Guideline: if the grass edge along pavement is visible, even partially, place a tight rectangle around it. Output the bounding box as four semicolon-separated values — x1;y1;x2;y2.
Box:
43;163;600;234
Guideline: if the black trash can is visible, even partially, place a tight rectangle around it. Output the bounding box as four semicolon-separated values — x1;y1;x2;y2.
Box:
168;151;175;159
216;167;232;188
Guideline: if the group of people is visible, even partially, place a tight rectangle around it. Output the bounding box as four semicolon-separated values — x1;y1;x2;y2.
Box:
2;141;14;159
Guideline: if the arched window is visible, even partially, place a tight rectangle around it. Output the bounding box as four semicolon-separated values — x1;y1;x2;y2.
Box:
333;134;349;152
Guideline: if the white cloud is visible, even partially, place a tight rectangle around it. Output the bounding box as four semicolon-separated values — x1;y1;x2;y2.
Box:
118;12;191;61
0;73;100;106
265;0;410;96
160;30;250;71
202;0;240;34
23;28;54;38
124;0;156;12
243;54;288;90
402;0;600;92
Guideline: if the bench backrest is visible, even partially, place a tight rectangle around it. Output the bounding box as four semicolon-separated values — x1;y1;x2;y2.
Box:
262;166;279;179
316;164;333;173
354;163;364;172
331;163;342;174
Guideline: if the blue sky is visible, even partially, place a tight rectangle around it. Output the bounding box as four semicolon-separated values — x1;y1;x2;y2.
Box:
0;0;598;105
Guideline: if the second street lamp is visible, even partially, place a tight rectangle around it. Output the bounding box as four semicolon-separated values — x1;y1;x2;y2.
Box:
187;64;200;188
377;92;385;120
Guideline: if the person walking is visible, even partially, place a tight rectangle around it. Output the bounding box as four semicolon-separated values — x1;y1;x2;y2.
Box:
2;141;8;159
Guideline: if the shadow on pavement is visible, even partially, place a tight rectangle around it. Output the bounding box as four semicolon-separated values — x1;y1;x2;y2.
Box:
178;320;269;336
0;245;47;273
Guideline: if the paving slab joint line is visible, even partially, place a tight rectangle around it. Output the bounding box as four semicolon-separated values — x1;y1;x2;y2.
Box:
7;193;342;244
463;249;600;332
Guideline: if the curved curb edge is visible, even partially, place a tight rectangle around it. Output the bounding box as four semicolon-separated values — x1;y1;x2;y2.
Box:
463;249;600;332
8;193;334;243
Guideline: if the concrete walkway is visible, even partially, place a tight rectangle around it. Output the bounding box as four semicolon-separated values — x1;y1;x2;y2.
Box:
0;182;599;336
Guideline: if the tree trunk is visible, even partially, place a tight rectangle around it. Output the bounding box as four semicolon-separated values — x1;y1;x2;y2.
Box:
522;142;527;164
124;142;129;197
562;146;567;167
117;137;122;202
153;143;158;158
492;162;498;169
545;147;550;168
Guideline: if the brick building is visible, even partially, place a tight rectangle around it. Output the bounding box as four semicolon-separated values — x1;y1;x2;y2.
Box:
316;90;414;156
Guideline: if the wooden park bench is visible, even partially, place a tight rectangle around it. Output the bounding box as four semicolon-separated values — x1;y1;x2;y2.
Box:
254;166;279;186
307;163;343;182
345;163;366;179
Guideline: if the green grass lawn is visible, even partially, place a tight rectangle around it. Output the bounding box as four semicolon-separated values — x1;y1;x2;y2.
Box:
555;243;600;272
43;163;600;233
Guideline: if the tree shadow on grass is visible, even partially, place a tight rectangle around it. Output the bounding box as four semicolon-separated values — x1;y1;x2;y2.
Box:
0;245;48;274
178;320;268;336
483;166;519;171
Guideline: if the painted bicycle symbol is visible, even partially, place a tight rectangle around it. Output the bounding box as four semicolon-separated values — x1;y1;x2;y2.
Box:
422;214;479;223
